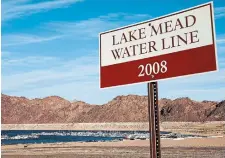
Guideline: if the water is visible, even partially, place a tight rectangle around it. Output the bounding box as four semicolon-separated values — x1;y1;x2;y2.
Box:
1;130;203;145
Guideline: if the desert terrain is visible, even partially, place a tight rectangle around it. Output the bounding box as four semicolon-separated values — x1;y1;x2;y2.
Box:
1;94;225;157
2;137;225;158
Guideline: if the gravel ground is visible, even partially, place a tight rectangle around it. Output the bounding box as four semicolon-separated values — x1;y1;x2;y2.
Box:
2;146;225;158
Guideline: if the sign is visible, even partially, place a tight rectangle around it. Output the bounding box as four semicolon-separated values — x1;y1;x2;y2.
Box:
99;2;217;88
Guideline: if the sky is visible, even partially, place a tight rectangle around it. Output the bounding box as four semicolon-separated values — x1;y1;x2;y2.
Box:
1;0;225;104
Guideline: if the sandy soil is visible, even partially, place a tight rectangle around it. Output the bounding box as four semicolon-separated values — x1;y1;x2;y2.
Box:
2;137;225;158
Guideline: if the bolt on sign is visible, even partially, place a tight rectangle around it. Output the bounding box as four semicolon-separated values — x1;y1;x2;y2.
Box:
99;2;218;88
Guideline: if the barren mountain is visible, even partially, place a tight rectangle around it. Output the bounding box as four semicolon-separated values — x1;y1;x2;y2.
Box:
1;94;95;124
1;94;224;124
159;97;217;122
206;100;225;121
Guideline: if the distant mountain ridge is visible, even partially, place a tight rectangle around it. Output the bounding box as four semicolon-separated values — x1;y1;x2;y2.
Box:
1;94;224;124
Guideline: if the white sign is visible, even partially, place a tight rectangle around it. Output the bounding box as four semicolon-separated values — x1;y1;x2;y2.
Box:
99;2;217;88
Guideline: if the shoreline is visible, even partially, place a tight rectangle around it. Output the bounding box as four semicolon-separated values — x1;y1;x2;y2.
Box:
2;137;225;158
2;122;225;157
2;136;225;148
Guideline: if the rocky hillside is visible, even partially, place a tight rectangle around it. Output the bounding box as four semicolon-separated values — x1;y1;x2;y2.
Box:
1;94;94;124
1;94;224;124
206;101;225;121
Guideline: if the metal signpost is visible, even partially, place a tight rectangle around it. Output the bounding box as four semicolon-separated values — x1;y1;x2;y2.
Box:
99;2;217;158
148;82;161;158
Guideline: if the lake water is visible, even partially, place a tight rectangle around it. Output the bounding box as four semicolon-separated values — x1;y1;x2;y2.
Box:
1;130;204;145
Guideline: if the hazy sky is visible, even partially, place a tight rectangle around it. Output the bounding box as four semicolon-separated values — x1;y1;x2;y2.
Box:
1;0;225;104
